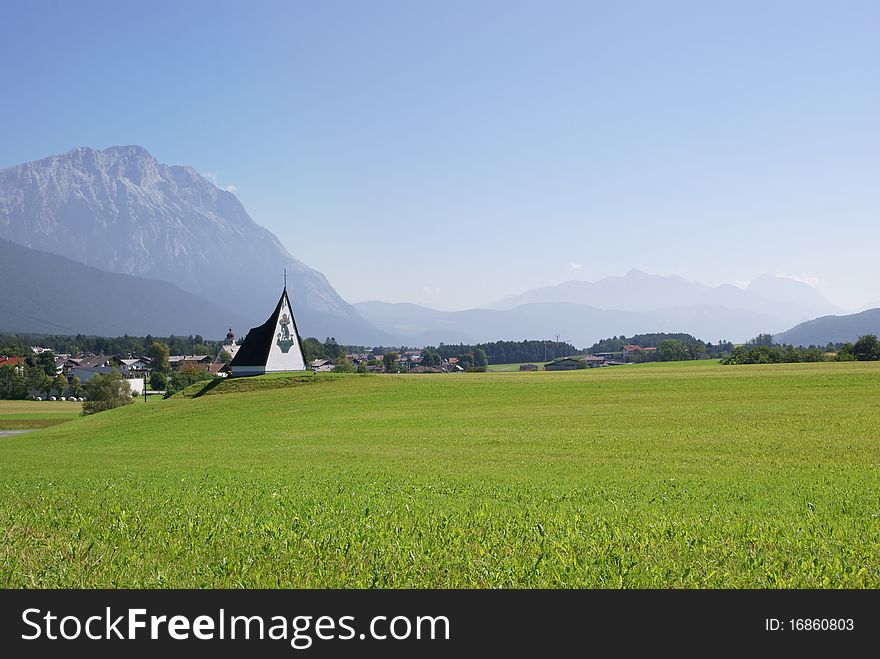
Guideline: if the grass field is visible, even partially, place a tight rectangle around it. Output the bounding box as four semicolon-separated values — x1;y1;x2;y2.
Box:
0;399;83;430
486;362;543;372
1;361;879;588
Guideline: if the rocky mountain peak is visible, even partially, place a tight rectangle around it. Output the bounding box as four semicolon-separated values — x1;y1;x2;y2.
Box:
0;146;386;343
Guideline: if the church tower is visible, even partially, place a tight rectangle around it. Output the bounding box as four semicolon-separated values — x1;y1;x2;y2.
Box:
216;326;240;363
229;275;306;377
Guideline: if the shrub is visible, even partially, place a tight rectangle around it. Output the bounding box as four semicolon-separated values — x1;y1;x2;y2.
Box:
165;366;213;397
82;372;134;415
0;364;28;400
150;371;168;391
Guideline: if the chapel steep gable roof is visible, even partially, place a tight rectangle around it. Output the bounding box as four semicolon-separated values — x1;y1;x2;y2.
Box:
229;287;305;368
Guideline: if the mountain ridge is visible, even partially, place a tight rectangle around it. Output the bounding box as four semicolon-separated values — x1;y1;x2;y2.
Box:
490;270;840;332
355;299;784;346
0;146;387;343
0;239;253;337
774;308;880;346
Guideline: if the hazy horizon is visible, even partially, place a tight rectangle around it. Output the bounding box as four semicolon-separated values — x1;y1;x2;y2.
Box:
2;1;877;312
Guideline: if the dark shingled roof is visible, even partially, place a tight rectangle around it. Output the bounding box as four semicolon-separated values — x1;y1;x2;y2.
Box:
229;287;305;368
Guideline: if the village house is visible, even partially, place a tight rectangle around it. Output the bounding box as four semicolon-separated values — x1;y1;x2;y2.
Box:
69;366;146;395
622;345;658;360
118;357;151;375
73;354;115;369
0;356;24;373
169;355;212;371
410;365;446;374
544;354;607;371
544;357;583;371
176;361;228;377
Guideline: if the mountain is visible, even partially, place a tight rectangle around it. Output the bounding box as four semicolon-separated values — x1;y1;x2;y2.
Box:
774;309;880;346
493;270;709;311
0;146;386;342
355;301;550;345
0;239;252;336
355;270;836;347
745;274;839;317
355;300;781;346
493;270;841;328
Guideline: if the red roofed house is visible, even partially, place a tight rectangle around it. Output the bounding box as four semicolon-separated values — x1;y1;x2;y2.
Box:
621;345;658;359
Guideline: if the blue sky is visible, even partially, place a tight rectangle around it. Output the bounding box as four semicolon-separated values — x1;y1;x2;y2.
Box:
2;1;878;310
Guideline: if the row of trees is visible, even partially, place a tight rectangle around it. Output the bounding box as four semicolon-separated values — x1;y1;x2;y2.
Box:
589;333;734;359
837;335;880;361
0;349;88;399
428;340;576;365
720;345;828;365
720;335;880;365
0;363;84;400
0;333;221;359
420;347;489;371
638;339;709;362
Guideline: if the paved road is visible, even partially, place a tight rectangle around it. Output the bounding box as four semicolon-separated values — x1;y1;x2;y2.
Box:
0;430;33;437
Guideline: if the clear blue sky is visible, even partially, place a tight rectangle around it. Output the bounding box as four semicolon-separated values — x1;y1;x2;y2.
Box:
2;1;878;310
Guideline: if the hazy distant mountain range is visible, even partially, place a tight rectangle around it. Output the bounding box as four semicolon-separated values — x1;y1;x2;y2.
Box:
0;145;869;347
354;299;779;346
493;269;840;321
774;308;880;346
357;270;846;346
0;146;386;342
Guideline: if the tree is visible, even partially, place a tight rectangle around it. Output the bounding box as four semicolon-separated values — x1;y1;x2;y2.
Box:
82;372;133;414
165;366;213;397
747;334;775;347
420;347;445;367
333;355;356;373
836;343;855;362
34;351;57;377
852;334;880;361
69;376;84;398
0;364;28;400
26;365;51;398
51;373;68;398
458;353;474;370
383;352;399;373
324;337;345;360
658;339;689;362
150;371;168;391
146;341;171;374
473;348;488;369
217;349;233;364
302;337;325;363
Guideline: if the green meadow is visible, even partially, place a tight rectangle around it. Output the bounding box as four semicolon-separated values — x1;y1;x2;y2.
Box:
0;399;83;430
486;362;543;372
1;361;878;588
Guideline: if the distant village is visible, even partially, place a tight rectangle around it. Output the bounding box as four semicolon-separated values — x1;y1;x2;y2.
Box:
0;282;745;402
0;324;664;402
3;320;873;403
